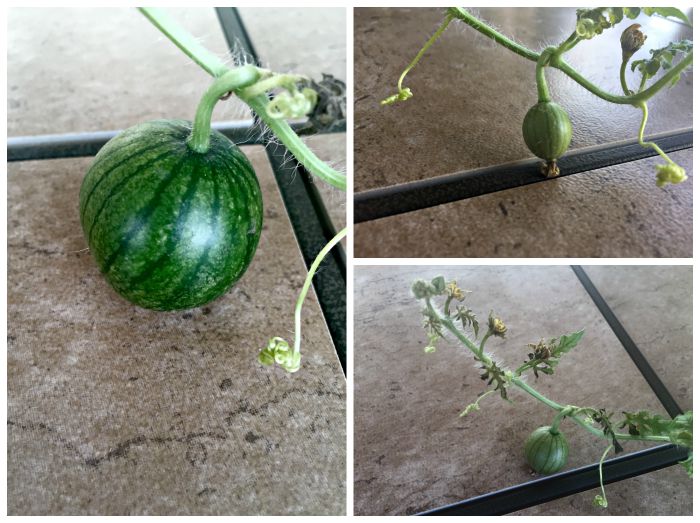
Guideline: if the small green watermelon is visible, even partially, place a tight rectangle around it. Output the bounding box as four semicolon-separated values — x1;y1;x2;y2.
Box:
79;119;263;310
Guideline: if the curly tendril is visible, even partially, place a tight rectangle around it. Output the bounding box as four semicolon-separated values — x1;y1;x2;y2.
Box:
267;87;318;119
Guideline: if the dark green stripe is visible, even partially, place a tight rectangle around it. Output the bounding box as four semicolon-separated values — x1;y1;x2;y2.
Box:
218;150;256;260
100;154;190;274
81;127;183;212
168;166;223;304
87;148;177;245
530;431;548;471
126;159;204;286
542;435;556;473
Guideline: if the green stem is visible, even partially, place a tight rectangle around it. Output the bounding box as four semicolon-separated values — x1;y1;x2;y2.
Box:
245;95;346;190
551;406;575;432
187;66;263;153
139;7;229;78
447;7;693;105
557;32;581;54
638;73;649;92
447;7;539;61
429;304;673;445
536;53;551;103
397;15;454;94
140;7;346;190
478;332;492;357
426;299;492;365
595;444;615;507
620;57;632;96
292;227;347;358
637;102;674;164
444;295;453;316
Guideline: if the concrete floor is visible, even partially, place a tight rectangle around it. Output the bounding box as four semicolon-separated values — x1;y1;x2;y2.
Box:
353;266;692;515
353;7;693;257
7;7;345;515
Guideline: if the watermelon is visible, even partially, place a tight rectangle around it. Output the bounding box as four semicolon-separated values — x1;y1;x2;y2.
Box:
521;101;572;162
79;119;263;310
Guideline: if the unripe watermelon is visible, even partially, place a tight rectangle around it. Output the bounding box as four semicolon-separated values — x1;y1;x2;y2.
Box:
79;119;263;310
524;425;569;475
522;101;572;162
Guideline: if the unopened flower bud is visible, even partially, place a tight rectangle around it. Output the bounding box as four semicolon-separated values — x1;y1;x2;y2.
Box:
488;312;507;338
621;24;646;61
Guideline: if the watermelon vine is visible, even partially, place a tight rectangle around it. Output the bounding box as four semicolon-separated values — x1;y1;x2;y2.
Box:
412;277;692;509
382;7;693;187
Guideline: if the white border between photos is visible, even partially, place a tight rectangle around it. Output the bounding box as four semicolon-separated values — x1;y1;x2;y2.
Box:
2;0;699;521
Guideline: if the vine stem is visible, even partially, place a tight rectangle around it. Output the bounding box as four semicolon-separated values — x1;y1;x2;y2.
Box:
424;297;672;445
187;66;263;152
446;7;693;105
637;101;674;164
292;227;347;359
139;7;346;190
396;15;453;94
620;57;632;96
139;7;229;77
535;53;551;103
245;95;347;190
596;444;615;507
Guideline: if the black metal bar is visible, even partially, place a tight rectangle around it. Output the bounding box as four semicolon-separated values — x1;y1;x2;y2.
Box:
7;121;336;162
418;444;688;516
355;128;693;223
571;266;683;418
216;7;346;372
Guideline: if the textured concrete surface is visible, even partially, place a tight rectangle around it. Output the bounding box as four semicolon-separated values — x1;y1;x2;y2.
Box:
7;7;345;515
353;266;692;516
8;151;345;516
353;7;693;258
582;266;692;411
355;149;692;258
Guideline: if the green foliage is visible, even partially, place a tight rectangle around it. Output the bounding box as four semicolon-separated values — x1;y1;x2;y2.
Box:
518;330;584;378
631;40;693;82
454;305;479;338
588;408;624;453
478;359;511;400
620;410;693;451
576;7;691;39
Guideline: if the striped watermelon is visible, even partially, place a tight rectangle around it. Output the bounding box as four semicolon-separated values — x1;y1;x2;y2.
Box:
524;426;569;475
79;119;263;310
521;101;572;162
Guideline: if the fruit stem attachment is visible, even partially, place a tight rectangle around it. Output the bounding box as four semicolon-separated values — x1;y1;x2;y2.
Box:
535;52;552;103
187;66;264;153
550;406;575;433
